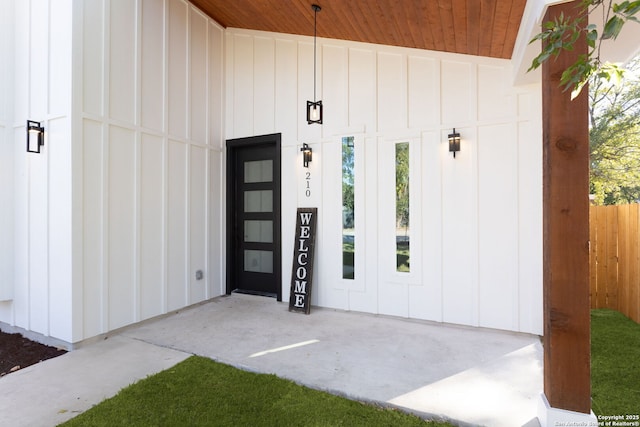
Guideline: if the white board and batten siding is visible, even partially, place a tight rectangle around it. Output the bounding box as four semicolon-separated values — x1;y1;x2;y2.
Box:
1;0;542;344
0;0;225;344
225;28;543;335
0;0;15;304
0;0;75;342
79;0;225;340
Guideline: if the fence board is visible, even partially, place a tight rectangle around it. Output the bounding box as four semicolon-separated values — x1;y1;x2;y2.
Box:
589;204;640;323
605;206;619;308
595;207;608;308
618;205;629;317
589;206;598;309
631;204;640;323
595;207;606;307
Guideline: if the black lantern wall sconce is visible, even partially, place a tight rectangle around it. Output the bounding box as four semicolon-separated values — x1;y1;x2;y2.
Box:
448;128;460;158
301;143;313;168
27;120;45;153
306;4;323;125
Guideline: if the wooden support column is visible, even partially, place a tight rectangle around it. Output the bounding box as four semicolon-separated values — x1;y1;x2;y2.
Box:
542;1;591;414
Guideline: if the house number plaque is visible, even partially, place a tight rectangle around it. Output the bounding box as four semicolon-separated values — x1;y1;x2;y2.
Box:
289;207;317;314
305;171;311;197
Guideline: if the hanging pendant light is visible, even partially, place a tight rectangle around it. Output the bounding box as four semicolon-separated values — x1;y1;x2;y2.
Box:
306;4;322;125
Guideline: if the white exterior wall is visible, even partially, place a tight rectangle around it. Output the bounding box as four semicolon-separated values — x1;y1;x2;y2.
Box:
225;29;543;335
0;0;15;303
0;0;75;342
0;0;225;344
1;1;542;343
77;0;225;341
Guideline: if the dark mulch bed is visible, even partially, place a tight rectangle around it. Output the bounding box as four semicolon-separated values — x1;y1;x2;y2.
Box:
0;329;67;376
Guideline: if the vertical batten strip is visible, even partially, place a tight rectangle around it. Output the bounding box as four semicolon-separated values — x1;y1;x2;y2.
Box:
101;0;110;334
133;0;142;323
470;64;480;328
184;2;191;305
45;0;53;337
161;0;169;313
514;120;522;332
204;18;210;299
25;0;33;334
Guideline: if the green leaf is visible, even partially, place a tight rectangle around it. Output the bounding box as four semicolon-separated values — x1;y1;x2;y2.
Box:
538;51;551;63
527;0;639;94
603;16;625;39
613;0;640;15
627;1;640;15
612;1;628;13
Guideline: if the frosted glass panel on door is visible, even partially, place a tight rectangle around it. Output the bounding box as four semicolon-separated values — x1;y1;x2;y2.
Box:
245;160;273;183
244;220;273;243
244;250;273;273
244;190;273;212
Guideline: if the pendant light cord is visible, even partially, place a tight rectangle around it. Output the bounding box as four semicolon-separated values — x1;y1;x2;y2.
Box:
313;6;317;103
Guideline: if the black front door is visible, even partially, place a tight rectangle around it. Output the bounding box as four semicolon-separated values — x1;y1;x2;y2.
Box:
227;134;281;300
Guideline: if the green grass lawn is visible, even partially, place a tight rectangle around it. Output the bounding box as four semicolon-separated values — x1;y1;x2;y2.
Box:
61;356;453;427
591;309;640;416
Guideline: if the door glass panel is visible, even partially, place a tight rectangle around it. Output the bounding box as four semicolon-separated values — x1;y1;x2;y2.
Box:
244;250;273;273
244;220;273;243
342;136;355;279
396;142;410;272
244;190;273;212
245;160;273;183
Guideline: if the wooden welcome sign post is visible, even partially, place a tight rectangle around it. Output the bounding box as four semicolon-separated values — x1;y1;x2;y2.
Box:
289;208;317;314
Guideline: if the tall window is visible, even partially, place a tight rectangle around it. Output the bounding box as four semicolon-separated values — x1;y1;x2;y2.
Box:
342;136;355;279
395;142;410;272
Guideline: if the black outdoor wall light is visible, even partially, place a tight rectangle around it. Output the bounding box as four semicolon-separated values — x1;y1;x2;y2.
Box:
306;4;323;124
27;120;45;153
301;143;312;167
448;128;461;158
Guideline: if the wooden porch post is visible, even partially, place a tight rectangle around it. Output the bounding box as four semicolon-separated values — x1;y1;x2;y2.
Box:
542;0;591;415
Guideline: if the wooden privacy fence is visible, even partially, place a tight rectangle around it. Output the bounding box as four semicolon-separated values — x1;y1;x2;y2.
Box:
590;204;640;323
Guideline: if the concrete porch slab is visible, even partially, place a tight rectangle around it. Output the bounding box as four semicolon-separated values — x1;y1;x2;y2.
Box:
123;293;543;426
0;293;543;426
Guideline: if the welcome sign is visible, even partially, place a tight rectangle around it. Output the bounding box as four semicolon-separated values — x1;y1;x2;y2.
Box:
289;208;317;314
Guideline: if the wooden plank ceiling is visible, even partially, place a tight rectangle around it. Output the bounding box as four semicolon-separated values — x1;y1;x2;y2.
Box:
190;0;527;59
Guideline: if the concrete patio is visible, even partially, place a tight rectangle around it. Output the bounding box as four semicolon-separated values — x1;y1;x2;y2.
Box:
0;293;543;426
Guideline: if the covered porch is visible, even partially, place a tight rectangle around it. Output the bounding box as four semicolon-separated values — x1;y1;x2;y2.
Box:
0;293;542;427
